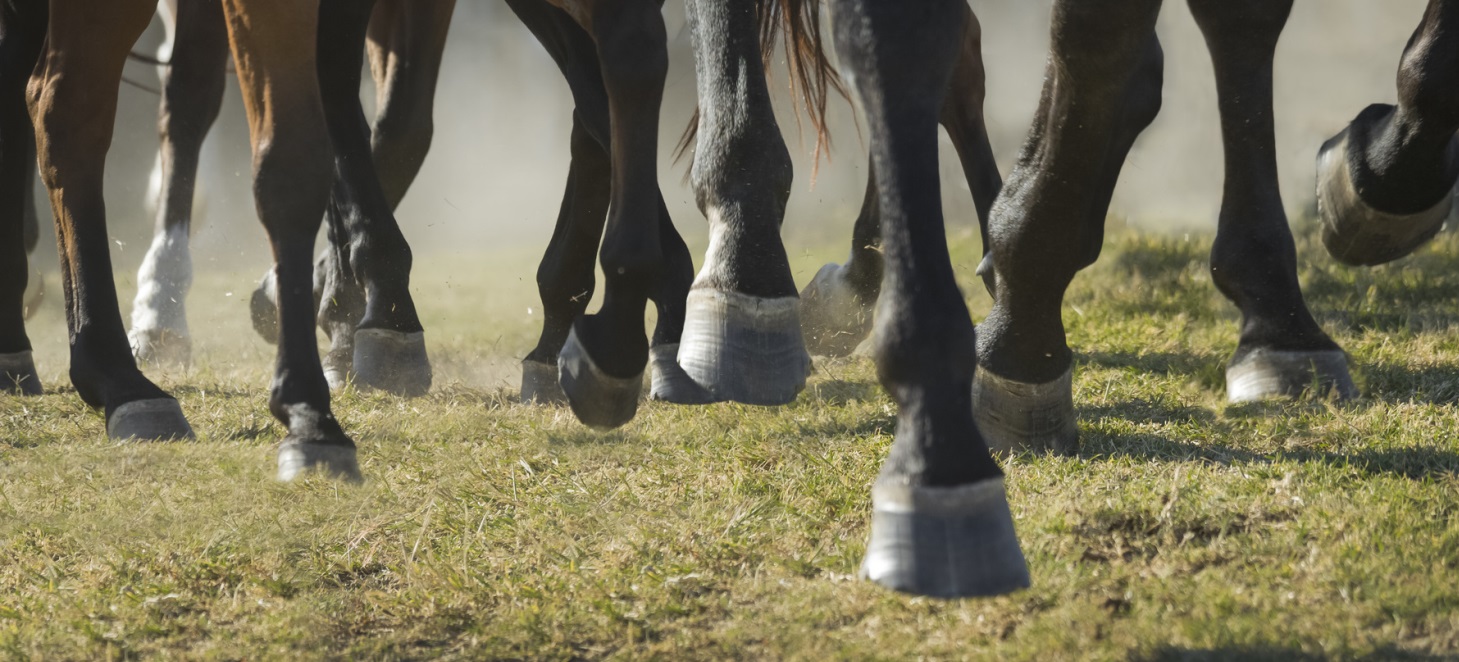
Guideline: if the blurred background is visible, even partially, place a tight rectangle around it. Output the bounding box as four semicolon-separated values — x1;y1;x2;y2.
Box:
26;0;1433;272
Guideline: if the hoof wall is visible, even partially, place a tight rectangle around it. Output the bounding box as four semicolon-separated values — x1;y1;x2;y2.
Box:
107;398;195;441
249;271;280;345
322;345;353;392
1227;349;1357;403
277;442;362;483
0;351;42;395
353;329;432;397
129;328;192;368
861;479;1030;598
558;327;642;429
800;263;874;358
1317;128;1453;266
649;343;714;404
521;358;566;404
972;367;1078;455
678;289;810;405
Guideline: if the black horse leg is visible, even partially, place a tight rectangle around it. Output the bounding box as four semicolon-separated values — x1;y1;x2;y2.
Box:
973;0;1164;454
0;0;44;395
802;6;1002;356
1188;0;1355;402
130;0;228;368
1317;0;1459;266
826;0;1028;598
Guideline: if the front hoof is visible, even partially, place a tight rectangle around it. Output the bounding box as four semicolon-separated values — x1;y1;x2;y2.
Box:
277;442;361;483
521;358;566;404
129;328;192;368
249;271;280;345
0;351;42;395
800;263;874;357
107;398;195;441
1227;348;1357;403
1317;127;1453;266
353;329;432;397
971;367;1078;455
322;344;353;392
648;343;715;404
558;327;642;429
677;289;810;405
861;478;1031;598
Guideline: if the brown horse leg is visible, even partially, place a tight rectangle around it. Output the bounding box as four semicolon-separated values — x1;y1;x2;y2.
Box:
367;0;455;209
220;0;359;481
130;0;229;368
0;0;44;395
29;0;194;439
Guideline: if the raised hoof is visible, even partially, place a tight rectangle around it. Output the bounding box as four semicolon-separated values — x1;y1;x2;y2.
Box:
521;358;566;404
1317;127;1454;266
107;398;195;441
249;270;280;345
677;289;810;405
353;329;432;397
799;263;874;357
322;344;353;392
0;351;42;395
861;478;1031;598
277;442;362;483
129;328;192;368
648;343;715;404
971;367;1078;456
1227;348;1357;403
558;327;642;430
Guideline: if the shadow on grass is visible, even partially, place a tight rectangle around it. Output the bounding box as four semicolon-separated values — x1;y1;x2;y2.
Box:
1079;350;1219;379
801;379;881;406
1359;360;1459;405
1081;399;1217;427
1131;644;1448;661
1082;428;1459;480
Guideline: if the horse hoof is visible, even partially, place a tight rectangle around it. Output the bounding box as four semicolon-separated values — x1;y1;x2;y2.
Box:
677;289;810;405
558;327;642;430
648;343;715;404
1317;127;1454;266
277;442;361;483
971;367;1078;455
800;263;874;357
1227;348;1357;403
129;328;192;368
107;398;195;441
521;358;566;404
0;351;42;395
353;329;432;397
322;344;353;391
249;271;280;345
861;478;1031;598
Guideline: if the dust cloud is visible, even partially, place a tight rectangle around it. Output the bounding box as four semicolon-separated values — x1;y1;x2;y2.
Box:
32;0;1430;273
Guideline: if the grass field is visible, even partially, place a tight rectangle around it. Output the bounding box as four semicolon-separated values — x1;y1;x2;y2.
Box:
2;221;1457;659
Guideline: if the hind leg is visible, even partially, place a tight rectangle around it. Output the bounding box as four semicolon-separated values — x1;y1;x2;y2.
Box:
130;0;229;368
1188;0;1355;402
0;0;45;395
1317;0;1459;266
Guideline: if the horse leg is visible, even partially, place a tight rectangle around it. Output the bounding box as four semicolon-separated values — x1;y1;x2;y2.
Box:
825;0;1029;598
973;0;1165;454
220;0;359;481
1187;0;1355;402
130;0;229;368
0;0;45;395
1316;1;1459;265
367;0;454;210
801;5;1002;356
29;0;194;439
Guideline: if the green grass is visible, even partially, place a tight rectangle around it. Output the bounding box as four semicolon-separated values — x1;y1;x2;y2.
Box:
2;221;1458;659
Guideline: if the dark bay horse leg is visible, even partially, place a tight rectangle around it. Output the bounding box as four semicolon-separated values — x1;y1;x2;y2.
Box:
800;5;1002;357
0;0;44;395
826;0;1028;598
129;0;229;368
508;0;701;407
1189;0;1355;402
973;0;1164;454
29;0;194;439
1317;0;1459;266
367;0;455;210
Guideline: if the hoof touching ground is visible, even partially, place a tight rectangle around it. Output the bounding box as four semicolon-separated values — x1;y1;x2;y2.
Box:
558;327;642;430
277;442;362;483
861;478;1031;598
353;329;432;397
520;358;567;404
1227;348;1357;403
799;263;875;358
648;343;715;404
971;367;1078;456
107;398;195;441
1317;128;1453;266
677;289;810;406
